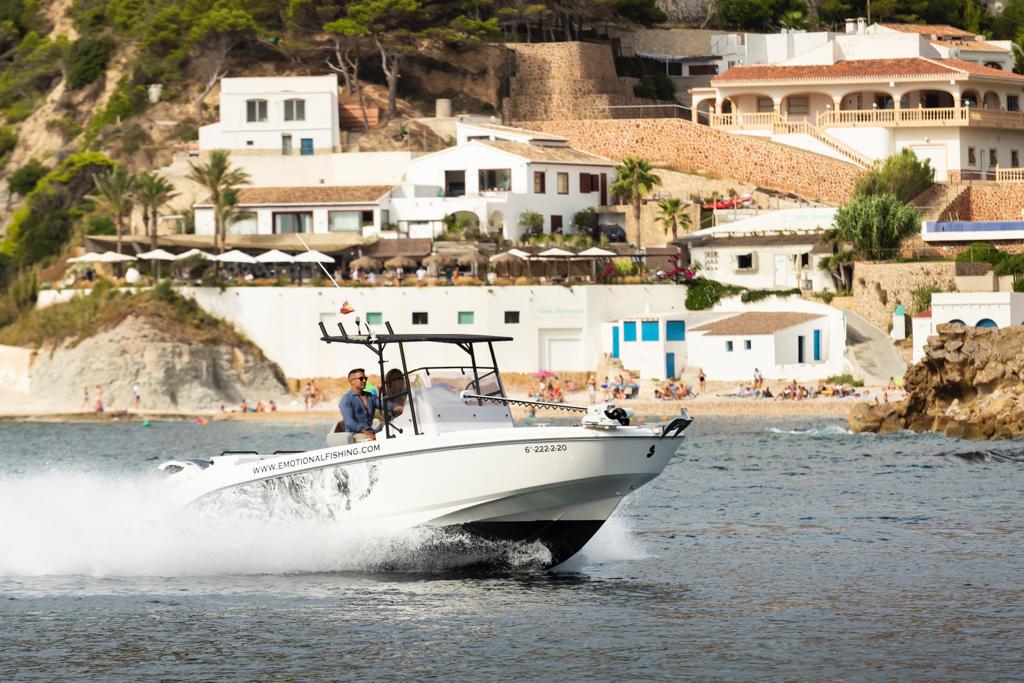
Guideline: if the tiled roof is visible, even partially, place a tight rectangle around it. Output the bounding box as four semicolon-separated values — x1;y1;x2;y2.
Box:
477;140;615;166
712;57;1024;84
932;39;1010;54
878;23;976;38
468;123;568;141
198;185;394;206
680;233;832;253
690;311;824;336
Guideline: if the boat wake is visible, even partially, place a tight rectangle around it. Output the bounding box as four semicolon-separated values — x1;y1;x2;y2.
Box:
0;469;636;577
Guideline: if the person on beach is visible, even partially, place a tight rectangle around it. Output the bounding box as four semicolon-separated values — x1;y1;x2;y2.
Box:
753;368;763;392
587;376;597;404
82;386;90;410
132;383;141;409
698;369;706;395
304;381;314;410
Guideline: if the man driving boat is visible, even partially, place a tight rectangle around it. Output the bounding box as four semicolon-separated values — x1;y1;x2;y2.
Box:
339;367;403;441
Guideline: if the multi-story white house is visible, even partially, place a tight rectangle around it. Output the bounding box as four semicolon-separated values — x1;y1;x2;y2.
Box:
192;121;615;242
199;74;341;155
693;56;1024;181
387;133;616;240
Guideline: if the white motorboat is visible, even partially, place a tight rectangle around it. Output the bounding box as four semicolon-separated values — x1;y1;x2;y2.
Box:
159;321;692;567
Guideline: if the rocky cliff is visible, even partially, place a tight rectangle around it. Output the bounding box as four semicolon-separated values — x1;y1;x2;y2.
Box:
849;324;1024;439
29;315;289;412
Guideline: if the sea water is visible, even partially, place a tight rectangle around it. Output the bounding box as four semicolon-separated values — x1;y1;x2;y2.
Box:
0;417;1022;680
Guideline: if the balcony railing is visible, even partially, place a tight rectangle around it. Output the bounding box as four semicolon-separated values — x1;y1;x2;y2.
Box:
995;167;1024;183
812;106;1024;129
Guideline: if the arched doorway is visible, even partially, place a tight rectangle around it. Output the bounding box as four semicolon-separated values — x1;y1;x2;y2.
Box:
961;90;980;108
487;210;505;237
976;318;998;328
983;91;1001;109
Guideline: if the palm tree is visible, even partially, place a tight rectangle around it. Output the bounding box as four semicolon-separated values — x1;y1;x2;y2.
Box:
135;172;180;251
187;149;250;253
88;165;137;254
610;157;661;250
655;197;691;242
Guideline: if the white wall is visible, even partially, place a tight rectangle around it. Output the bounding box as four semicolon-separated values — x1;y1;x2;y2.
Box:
222;152;411;188
199;75;340;153
178;284;692;378
912;292;1023;362
691;243;833;291
398;142;612;239
685;296;845;381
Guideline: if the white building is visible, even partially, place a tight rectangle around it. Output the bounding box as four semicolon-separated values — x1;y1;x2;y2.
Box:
693;56;1024;180
680;208;837;292
199;74;341;154
602;296;845;381
194;186;394;237
177;284;692;379
911;291;1024;362
388;137;615;240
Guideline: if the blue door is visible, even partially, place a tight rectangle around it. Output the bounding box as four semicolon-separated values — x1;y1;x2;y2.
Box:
813;329;821;361
612;327;620;359
666;352;675;379
300;138;314;155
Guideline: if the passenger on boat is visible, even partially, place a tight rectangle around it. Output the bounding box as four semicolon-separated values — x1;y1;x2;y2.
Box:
340;368;400;441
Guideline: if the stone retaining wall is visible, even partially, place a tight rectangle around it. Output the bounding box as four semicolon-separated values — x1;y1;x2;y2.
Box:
516;118;860;205
851;261;957;330
503;42;643;121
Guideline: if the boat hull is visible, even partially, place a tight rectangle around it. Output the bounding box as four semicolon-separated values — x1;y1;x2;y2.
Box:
165;426;682;567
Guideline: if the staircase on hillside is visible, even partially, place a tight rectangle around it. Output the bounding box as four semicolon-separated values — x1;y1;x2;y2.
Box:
772;119;872;168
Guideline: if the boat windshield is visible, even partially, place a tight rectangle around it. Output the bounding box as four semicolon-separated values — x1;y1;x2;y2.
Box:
388;365;512;435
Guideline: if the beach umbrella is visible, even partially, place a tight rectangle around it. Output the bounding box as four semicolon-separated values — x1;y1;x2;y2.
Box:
532;370;557;378
576;246;617;279
294;250;335;264
457;252;488;277
536;246;574;278
67;252;105;263
136;248;176;261
96;251;138;262
255;249;295;263
384;255;417;270
537;247;575;257
216;249;258;264
136;248;177;279
350;255;382;271
422;253;453;268
174;248;214;261
576;246;616;257
293;249;335;283
489;250;526;263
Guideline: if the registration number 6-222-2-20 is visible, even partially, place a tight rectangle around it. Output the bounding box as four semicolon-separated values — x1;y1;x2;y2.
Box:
525;444;568;453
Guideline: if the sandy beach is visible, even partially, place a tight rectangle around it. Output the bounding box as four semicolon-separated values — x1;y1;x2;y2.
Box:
0;387;900;422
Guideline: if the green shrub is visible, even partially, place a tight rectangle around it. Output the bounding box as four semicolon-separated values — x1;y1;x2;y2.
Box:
85;215;116;235
824;373;864;387
1014;278;1024;293
854;149;935;202
833;193;920;260
0;125;15;159
685;277;743;310
956;242;1005;265
740;288;800;303
910;284;941;315
634;73;675;101
614;0;668;23
995;253;1024;276
65;36;112;89
8;159;49;195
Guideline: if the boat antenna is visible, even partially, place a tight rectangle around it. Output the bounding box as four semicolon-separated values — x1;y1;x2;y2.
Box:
294;233;342;289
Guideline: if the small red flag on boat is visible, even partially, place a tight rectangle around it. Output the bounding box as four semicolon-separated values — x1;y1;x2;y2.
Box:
339;300;354;315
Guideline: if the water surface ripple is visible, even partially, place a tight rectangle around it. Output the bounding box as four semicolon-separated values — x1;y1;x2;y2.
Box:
1;417;1021;680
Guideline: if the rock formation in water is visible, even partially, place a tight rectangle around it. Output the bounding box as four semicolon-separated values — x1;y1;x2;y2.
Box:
29;315;289;412
848;323;1024;439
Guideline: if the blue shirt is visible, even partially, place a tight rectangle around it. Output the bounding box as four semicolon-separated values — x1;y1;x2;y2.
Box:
339;390;381;434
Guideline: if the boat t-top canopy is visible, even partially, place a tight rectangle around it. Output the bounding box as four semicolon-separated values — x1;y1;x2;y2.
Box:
317;320;512;439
